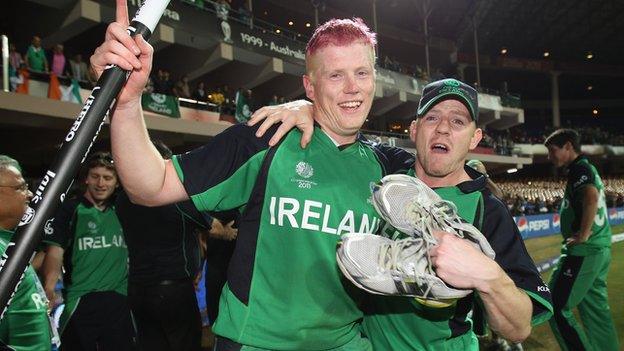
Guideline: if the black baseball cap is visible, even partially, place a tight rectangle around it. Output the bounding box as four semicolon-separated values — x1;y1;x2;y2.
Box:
417;78;479;122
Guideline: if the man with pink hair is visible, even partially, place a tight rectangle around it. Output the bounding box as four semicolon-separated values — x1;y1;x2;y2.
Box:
92;2;413;349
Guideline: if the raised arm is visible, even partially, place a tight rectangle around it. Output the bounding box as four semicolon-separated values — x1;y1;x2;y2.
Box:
91;0;187;206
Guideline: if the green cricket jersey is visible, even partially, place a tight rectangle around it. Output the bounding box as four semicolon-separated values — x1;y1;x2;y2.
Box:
45;196;127;303
561;156;612;255
0;229;51;351
362;167;553;351
172;124;414;350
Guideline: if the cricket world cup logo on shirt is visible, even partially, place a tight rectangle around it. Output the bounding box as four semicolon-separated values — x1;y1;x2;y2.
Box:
296;162;314;179
292;161;317;189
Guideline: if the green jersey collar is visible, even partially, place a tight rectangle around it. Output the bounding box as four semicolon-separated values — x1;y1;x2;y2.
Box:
313;125;364;154
78;194;115;211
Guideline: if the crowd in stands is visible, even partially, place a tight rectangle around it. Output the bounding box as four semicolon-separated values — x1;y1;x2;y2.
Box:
478;128;516;156
476;123;624;155
509;124;624;146
7;35;96;92
143;67;293;117
7;36;624;149
495;177;624;216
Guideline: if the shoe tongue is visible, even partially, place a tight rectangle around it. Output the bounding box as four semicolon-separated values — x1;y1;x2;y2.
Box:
395;239;428;274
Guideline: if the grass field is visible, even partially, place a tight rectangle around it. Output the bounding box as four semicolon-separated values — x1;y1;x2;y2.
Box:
521;225;624;350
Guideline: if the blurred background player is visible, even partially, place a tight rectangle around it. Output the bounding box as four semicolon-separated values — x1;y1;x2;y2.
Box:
41;152;135;350
544;129;619;351
116;140;237;351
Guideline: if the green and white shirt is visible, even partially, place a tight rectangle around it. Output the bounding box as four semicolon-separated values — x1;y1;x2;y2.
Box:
561;156;612;255
173;124;414;350
362;167;553;351
0;228;51;351
45;196;128;303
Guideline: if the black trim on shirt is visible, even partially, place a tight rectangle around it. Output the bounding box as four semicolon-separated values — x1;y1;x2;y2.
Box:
567;156;595;193
176;123;279;305
360;136;416;176
227;135;283;305
446;168;552;337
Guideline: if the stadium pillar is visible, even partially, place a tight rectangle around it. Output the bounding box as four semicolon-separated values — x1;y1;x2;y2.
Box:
551;71;561;127
1;35;7;92
472;19;481;88
372;0;378;32
314;8;319;27
372;0;379;58
247;0;253;29
420;0;433;78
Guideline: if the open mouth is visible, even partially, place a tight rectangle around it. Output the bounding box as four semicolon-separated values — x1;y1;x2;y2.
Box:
430;143;450;154
338;100;363;112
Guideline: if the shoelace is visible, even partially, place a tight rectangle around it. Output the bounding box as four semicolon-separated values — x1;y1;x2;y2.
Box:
408;198;470;240
378;237;436;298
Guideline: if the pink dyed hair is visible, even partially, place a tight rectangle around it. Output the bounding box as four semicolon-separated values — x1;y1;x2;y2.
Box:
306;18;377;57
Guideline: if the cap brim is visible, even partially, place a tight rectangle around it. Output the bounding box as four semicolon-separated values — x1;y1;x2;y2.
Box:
417;92;477;122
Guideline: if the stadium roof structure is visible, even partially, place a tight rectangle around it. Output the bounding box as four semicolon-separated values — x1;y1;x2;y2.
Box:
255;0;624;123
1;0;623;174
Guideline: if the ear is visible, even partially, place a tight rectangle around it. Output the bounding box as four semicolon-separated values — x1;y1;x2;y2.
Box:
468;127;483;150
409;120;418;143
303;74;315;102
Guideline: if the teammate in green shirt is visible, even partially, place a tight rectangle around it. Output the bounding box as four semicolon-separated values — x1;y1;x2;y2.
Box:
0;155;52;351
545;129;619;351
92;4;413;350
41;152;135;350
251;79;553;350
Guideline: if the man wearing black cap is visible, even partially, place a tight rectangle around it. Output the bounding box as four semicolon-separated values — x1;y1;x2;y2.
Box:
360;79;551;350
249;78;552;350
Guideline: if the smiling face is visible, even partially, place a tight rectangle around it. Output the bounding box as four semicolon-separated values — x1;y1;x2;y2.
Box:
303;42;376;144
413;99;482;185
84;166;118;207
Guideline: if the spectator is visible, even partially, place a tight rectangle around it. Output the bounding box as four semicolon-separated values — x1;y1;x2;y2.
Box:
153;69;174;95
8;43;24;72
25;36;48;72
208;87;225;108
221;84;235;114
267;94;279;106
192;81;207;101
69;54;89;81
50;44;67;76
173;75;191;98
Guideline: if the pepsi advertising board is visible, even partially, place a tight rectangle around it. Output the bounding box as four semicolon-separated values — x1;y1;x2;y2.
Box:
514;207;624;239
608;207;624;226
